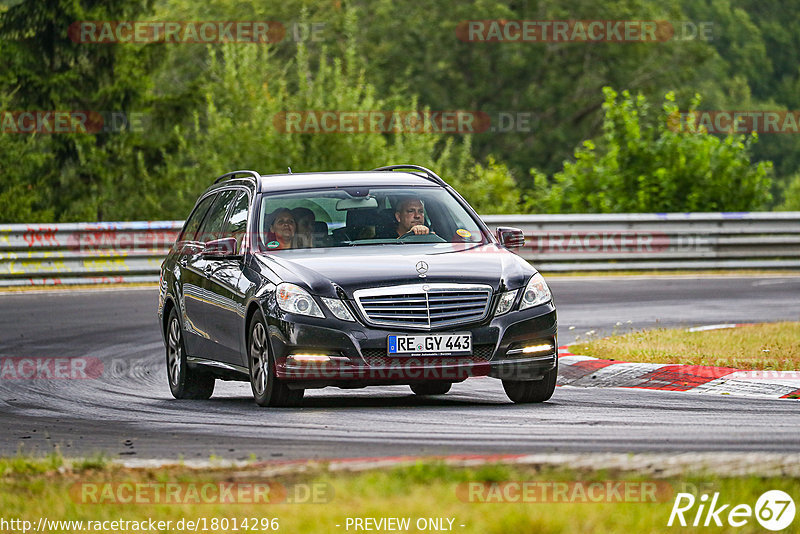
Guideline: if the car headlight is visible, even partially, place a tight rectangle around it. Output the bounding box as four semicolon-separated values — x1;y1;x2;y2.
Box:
320;297;355;322
275;283;324;318
519;272;552;310
494;290;518;316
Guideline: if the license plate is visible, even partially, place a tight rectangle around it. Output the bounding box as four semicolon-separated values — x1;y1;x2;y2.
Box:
387;333;472;356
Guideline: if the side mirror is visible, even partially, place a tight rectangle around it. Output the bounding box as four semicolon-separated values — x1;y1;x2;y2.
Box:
496;227;525;249
201;237;238;258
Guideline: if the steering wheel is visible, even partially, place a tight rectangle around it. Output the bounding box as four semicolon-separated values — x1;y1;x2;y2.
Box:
397;230;446;243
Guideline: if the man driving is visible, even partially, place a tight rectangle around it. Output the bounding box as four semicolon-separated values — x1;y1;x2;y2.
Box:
394;197;430;236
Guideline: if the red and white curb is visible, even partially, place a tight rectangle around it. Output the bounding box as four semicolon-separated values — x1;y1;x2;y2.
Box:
558;324;800;400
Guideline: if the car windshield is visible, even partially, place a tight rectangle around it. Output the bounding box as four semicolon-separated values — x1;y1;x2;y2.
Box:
256;186;489;251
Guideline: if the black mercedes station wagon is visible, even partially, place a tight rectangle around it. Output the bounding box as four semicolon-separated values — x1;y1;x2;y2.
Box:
158;165;557;406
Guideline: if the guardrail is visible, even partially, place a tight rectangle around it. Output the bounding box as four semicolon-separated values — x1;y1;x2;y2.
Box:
1;212;799;286
483;212;800;272
0;221;180;286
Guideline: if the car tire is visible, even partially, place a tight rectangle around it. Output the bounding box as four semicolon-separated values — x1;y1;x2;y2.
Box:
248;310;304;407
165;308;215;400
409;382;452;396
502;361;557;404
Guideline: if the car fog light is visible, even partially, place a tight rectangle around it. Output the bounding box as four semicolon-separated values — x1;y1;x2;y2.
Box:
506;340;555;357
521;343;554;354
287;354;332;364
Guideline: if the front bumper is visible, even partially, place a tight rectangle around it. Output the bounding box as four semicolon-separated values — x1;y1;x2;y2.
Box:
267;301;557;387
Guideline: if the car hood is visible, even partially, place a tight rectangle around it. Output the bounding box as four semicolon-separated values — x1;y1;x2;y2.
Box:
253;243;534;297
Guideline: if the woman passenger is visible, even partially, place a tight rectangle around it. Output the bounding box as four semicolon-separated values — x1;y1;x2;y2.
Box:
265;208;296;250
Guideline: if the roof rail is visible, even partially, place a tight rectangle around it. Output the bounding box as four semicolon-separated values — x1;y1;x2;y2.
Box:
213;170;262;186
372;164;448;186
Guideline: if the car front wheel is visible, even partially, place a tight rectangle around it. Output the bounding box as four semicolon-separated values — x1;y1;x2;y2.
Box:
165;308;215;399
248;310;304;407
502;362;557;404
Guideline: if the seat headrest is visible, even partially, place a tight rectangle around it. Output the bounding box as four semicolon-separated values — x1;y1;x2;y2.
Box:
312;221;328;236
346;208;378;228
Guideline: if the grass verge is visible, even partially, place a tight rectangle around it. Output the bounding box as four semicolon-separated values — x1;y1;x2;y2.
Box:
570;322;800;370
1;456;797;533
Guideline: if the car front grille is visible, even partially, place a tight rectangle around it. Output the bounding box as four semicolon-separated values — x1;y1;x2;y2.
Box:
353;283;493;330
361;345;494;367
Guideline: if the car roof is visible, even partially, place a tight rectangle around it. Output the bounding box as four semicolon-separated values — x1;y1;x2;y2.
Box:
256;171;440;194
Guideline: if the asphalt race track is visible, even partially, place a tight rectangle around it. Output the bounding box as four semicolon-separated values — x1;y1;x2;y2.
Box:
1;275;799;460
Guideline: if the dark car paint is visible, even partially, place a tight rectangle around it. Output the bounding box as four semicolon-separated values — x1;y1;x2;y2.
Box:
158;171;557;389
252;243;530;295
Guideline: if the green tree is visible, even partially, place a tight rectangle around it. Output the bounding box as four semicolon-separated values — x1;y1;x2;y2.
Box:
777;174;800;211
528;87;772;213
679;0;800;203
0;0;161;221
153;18;500;219
352;0;728;184
0;136;52;222
449;156;521;214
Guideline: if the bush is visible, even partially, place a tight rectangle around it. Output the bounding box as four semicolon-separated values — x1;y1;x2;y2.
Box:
450;156;520;214
153;29;489;219
527;87;772;213
777;174;800;210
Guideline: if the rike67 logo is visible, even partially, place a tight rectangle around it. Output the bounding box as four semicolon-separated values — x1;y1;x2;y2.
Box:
668;490;795;531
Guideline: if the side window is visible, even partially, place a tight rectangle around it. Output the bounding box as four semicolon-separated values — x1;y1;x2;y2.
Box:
224;191;250;252
180;194;216;242
196;190;238;243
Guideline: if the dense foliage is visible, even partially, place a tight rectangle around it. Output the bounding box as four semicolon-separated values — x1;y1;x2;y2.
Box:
528;88;772;213
0;0;797;222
